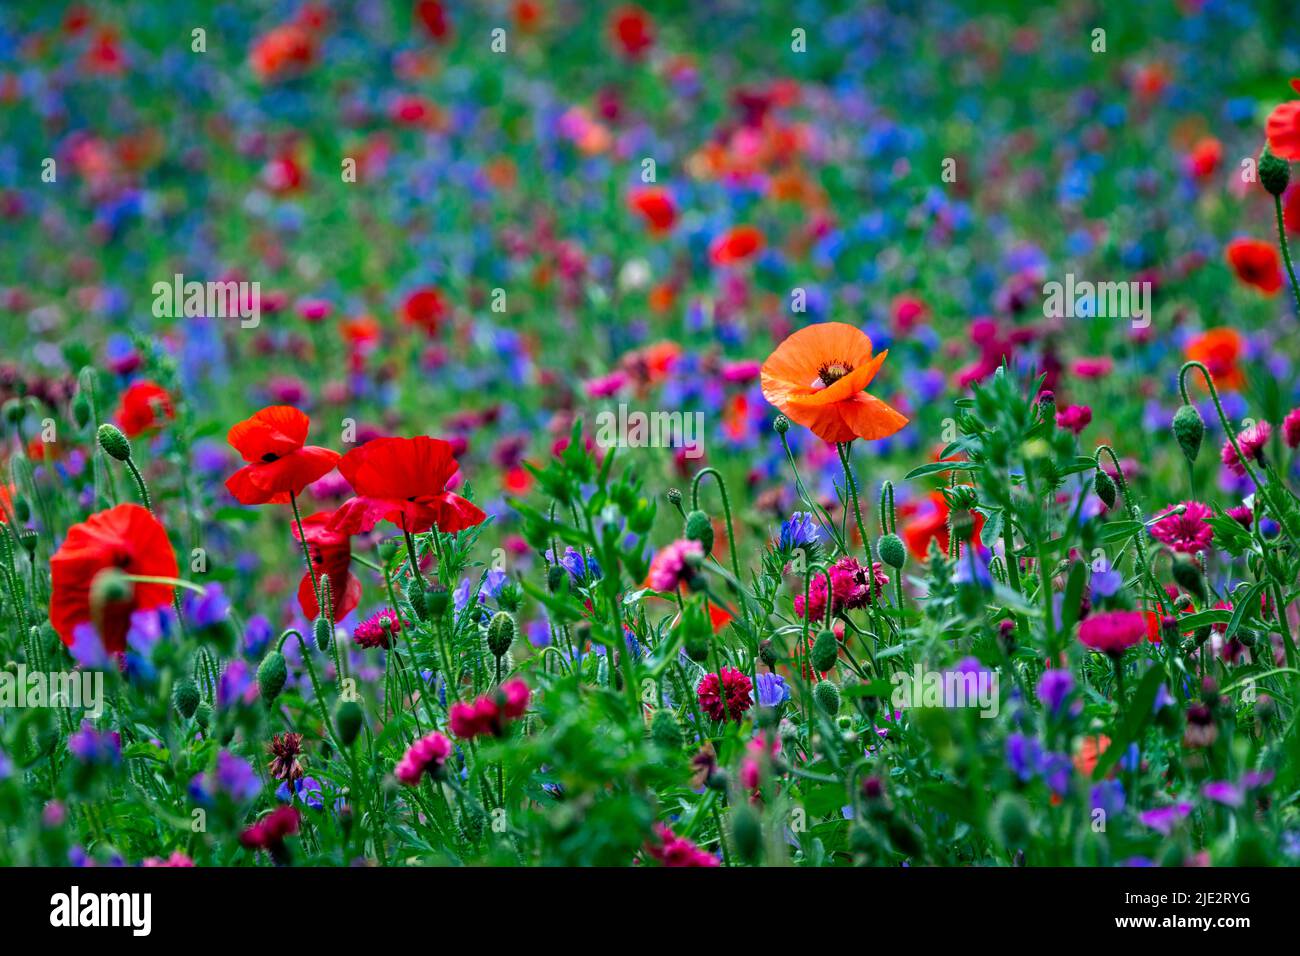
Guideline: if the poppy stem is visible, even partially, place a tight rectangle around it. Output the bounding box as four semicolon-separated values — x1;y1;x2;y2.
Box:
289;491;321;609
402;522;427;591
1274;193;1300;317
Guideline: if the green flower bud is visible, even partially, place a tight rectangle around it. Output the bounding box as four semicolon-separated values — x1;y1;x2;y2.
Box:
1093;469;1117;509
13;495;30;524
377;539;398;563
1172;554;1204;600
72;392;92;429
424;583;450;618
335;700;364;747
256;651;288;702
2;398;25;425
683;510;714;554
989;793;1032;850
172;677;200;719
877;532;906;570
811;629;839;674
730;803;762;864
89;568;132;614
406;581;428;620
1172;404;1204;464
96;423;132;461
665;487;683;507
758;638;778;669
194;700;213;732
486;610;516;658
650;708;683;750
813;679;841;715
1260;146;1290;198
773;415;790;436
496;581;523;613
546;564;567;594
313;616;332;651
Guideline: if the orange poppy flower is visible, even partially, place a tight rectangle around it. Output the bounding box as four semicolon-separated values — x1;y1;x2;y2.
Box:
709;225;765;265
1184;327;1245;391
760;322;908;444
49;503;178;654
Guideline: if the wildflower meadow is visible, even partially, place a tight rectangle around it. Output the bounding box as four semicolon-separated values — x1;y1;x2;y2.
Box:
3;0;1300;925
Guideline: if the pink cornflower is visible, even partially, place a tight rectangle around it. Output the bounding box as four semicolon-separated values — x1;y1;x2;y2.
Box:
1226;504;1252;529
142;851;195;867
239;806;300;861
1221;421;1271;477
644;824;719;867
1148;500;1214;554
697;666;753;722
648;538;703;592
354;608;404;649
394;731;452;785
449;678;530;739
1283;408;1300;449
1071;357;1113;379
1078;610;1147;657
793;556;888;620
1055;404;1092;434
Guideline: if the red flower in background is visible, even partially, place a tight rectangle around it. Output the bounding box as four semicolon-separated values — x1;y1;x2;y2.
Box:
710;225;765;265
1186;137;1221;180
115;380;174;438
49;503;178;654
449;679;530;738
330;436;486;535
249;23;317;82
1225;238;1282;295
1266;98;1300;161
401;286;449;335
225;406;340;505
610;5;654;58
415;0;453;43
292;511;361;620
1185;327;1246;391
628;186;677;234
899;491;984;559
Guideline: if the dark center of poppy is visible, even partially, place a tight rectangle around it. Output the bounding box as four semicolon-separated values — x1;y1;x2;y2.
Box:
262;453;279;463
817;361;853;386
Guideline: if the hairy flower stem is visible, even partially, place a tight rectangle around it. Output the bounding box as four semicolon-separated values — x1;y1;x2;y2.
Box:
276;628;345;753
1179;362;1300;550
1274;194;1300;316
1095;446;1167;619
691;467;742;582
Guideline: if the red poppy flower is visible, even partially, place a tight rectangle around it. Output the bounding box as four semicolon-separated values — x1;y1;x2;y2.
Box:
1266;100;1300;162
249;23;316;82
224;406;341;505
1225;238;1282;295
330;436;487;535
1185;327;1246;391
609;5;654;58
415;0;453;43
401;286;449;335
49;503;178;654
709;225;765;266
115;380;174;438
628;186;677;234
292;511;361;620
1186;137;1221;180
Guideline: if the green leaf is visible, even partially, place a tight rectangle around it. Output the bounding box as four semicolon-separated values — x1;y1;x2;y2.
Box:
903;461;981;481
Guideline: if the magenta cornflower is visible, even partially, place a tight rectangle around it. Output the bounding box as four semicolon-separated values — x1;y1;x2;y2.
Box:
1055;404;1092;434
354;608;404;649
697;666;753;722
644;824;720;867
793;556;888;620
394;731;452;785
449;678;530;738
1284;408;1300;449
1226;504;1253;529
1077;610;1147;657
1221;420;1271;477
1148;500;1213;553
648;538;703;592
